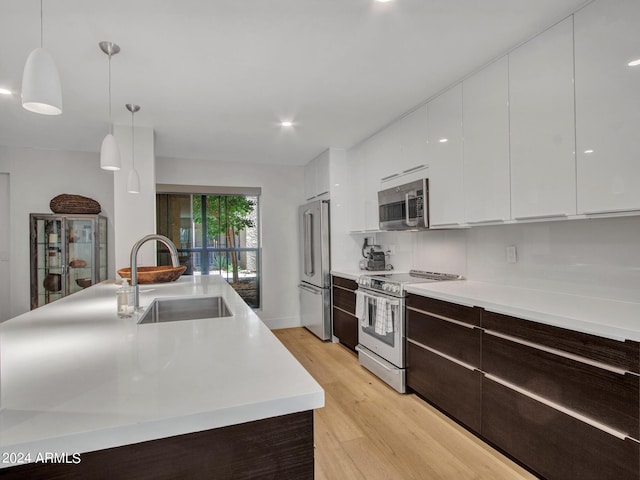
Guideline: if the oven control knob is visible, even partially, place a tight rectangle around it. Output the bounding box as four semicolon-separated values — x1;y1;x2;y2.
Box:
392;285;400;293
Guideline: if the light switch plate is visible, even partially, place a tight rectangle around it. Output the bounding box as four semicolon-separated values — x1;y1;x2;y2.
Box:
506;245;517;264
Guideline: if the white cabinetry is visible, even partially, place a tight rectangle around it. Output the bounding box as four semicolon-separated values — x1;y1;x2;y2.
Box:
362;138;384;231
379;106;428;183
509;17;576;220
574;0;640;215
346;144;366;232
462;56;510;224
427;84;465;227
347;107;428;232
303;150;330;201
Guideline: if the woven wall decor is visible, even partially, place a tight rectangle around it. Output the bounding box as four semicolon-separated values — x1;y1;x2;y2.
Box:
50;194;102;214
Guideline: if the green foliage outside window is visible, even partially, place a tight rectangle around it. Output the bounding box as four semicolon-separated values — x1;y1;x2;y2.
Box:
192;195;256;283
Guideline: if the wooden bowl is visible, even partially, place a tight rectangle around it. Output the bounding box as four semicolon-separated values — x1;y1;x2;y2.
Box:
117;265;187;284
76;278;92;289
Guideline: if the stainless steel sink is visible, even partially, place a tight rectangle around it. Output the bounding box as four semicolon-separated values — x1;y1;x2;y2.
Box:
138;296;232;324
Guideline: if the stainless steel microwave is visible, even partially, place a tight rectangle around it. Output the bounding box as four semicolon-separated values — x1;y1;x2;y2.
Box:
378;178;429;230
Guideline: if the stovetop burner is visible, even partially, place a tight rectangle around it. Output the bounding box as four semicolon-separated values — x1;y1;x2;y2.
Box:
357;270;463;296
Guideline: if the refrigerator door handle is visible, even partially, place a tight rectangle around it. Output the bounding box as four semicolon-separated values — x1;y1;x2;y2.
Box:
298;283;321;295
303;210;314;277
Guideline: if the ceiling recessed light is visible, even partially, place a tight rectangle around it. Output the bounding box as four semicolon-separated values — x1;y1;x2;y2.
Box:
280;121;293;127
0;88;12;95
584;149;594;154
628;59;640;67
375;0;394;3
439;138;448;143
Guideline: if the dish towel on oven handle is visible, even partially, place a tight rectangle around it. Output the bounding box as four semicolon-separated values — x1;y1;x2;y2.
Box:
374;297;399;335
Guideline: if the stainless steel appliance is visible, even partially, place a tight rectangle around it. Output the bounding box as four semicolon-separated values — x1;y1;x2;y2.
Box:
378;178;429;231
360;245;388;271
355;270;462;392
298;199;331;340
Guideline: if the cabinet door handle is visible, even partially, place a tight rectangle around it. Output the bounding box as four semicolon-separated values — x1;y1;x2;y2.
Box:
402;164;427;174
514;213;567;221
407;306;476;329
407;339;477;371
583;208;640;216
466;219;506;225
381;173;400;182
484;373;629;440
484;329;630;375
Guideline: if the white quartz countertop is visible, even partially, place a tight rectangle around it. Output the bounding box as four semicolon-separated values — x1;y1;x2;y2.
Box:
404;280;640;342
0;275;324;466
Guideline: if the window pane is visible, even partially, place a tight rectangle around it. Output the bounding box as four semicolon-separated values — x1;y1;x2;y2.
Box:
156;192;261;308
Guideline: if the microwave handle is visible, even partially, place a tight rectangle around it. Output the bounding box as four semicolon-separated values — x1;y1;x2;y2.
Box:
405;193;418;227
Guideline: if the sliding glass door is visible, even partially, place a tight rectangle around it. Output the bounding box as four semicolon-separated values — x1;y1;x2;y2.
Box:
157;193;261;308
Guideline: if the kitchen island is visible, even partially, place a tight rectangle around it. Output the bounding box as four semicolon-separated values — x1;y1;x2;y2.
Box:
0;275;324;478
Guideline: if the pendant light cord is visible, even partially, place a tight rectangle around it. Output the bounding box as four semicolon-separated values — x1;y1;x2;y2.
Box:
131;110;135;169
108;54;113;135
40;0;43;48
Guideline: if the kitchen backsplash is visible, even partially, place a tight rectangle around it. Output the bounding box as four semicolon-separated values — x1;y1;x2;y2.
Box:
465;215;640;302
345;215;640;303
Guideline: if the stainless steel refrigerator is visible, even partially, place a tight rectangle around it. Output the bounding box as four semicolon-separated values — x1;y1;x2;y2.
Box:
298;199;331;340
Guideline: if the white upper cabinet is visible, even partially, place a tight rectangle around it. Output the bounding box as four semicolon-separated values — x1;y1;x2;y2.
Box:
509;17;576;220
427;83;465;227
346;144;366;231
363;137;385;230
393;106;428;177
303;159;316;201
304;150;331;201
462;56;510;224
574;0;640;215
376;106;428;183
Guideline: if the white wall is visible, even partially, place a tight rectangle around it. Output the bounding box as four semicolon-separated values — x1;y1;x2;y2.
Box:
156;156;304;329
0;173;9;321
0;146;115;318
465;216;640;302
113;125;156;271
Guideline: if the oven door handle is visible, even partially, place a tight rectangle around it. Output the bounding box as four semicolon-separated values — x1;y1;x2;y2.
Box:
355;345;399;373
405;192;418;227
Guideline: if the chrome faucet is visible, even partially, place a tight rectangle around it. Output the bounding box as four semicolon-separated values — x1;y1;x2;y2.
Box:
130;234;180;309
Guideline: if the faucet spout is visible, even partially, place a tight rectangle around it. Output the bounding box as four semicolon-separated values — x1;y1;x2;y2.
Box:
130;234;180;309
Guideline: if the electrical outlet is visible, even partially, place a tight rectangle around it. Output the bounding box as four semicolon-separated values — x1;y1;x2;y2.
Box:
365;235;376;246
506;245;517;264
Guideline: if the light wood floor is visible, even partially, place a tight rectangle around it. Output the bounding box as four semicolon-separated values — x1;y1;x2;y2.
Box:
274;327;539;480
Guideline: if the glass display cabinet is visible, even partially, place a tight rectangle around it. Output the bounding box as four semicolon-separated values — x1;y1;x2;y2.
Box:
30;214;108;309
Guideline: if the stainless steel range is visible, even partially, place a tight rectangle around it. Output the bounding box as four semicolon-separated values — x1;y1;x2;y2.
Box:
355;270;463;393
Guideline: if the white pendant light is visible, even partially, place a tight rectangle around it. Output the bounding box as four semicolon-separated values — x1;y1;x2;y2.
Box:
126;103;141;194
99;41;121;170
21;0;62;115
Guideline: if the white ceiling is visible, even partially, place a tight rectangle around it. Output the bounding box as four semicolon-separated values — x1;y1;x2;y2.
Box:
0;0;590;166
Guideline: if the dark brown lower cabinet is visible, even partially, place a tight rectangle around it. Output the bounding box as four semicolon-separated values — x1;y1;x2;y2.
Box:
0;411;314;480
483;332;640;438
332;276;358;352
333;306;358;351
483;378;639;480
406;293;640;480
407;341;482;433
